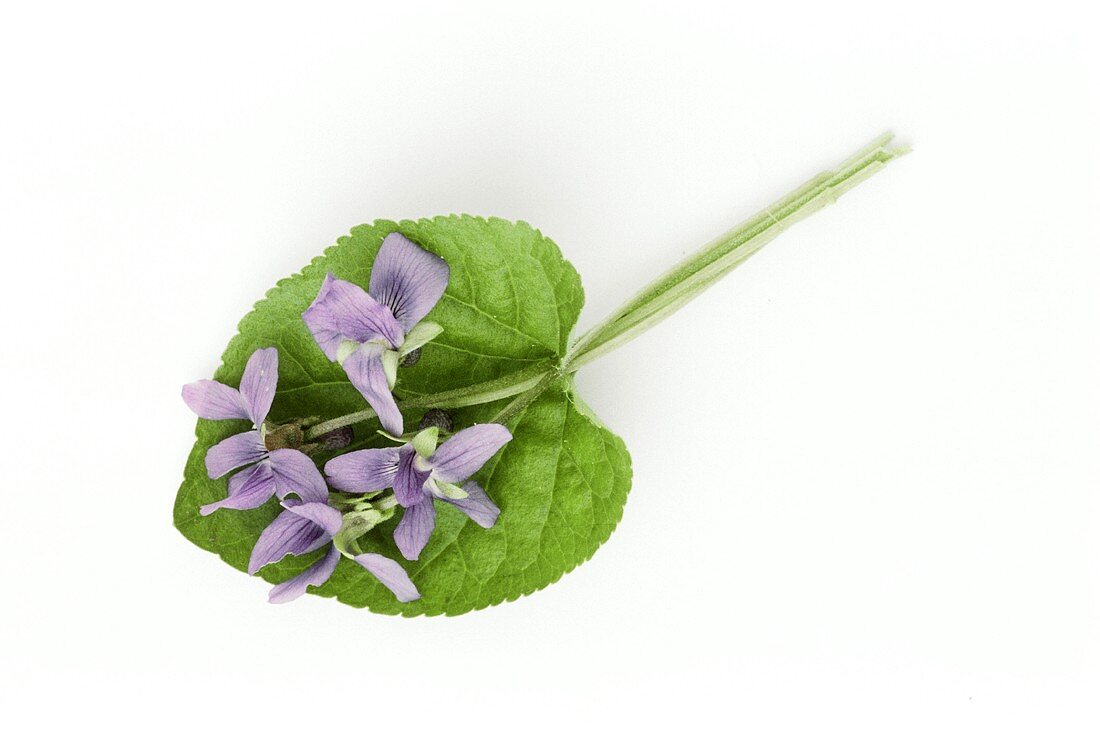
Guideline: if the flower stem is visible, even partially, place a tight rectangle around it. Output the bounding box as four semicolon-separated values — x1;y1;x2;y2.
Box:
561;132;908;372
305;133;906;437
304;411;375;441
303;361;556;440
490;370;560;425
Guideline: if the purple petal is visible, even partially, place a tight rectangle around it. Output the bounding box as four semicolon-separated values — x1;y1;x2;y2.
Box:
438;480;500;529
239;348;278;425
266;448;329;504
302;273;404;358
353;553;420;603
204;429;267;479
200;461;276;516
394;498;436;561
227;460;270;496
227;462;263;495
369;232;450;331
324;446;402;494
182;380;249;421
283;501;343;538
342;343;403;436
393;446;430;507
248;510;328;575
268;545;340;604
429;423;513;484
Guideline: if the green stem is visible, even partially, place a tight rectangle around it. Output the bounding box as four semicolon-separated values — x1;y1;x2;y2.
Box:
303;410;375;441
489;370;560;425
303;360;556;440
305;133;906;437
561;132;908;371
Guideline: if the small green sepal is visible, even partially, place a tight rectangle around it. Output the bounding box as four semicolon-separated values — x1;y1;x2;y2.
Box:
398;321;443;357
411;427;439;458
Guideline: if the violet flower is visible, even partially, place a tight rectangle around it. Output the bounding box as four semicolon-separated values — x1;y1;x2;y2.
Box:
325;424;512;560
182;348;327;515
247;491;420;604
302;232;449;436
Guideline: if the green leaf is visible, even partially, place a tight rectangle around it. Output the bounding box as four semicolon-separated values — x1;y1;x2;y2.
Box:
174;216;633;615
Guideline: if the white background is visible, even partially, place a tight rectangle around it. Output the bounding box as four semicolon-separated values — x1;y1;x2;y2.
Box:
2;1;1098;728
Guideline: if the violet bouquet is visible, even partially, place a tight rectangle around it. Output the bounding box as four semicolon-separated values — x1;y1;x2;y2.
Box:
176;134;906;614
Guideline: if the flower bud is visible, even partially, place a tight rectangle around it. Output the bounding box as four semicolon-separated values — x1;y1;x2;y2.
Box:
263;423;303;451
418;408;453;432
316;425;354;451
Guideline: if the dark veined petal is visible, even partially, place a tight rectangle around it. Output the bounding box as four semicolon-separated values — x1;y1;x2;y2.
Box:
204;430;267;479
369;232;450;332
268;545;341;604
428;423;513;484
353;553;420;603
437;480;500;529
266;448;329;504
248;509;329;575
324;446;402;494
226;462;264;496
238;347;278;425
341;343;403;436
199;461;276;516
182;379;249;421
302;273;404;358
392;446;430;507
394;497;436;561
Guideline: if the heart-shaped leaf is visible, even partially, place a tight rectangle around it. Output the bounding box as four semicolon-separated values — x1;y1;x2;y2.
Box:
174;216;632;615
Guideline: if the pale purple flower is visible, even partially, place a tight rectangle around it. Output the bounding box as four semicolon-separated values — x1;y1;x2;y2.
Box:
247;495;420;604
182;348;327;515
302;232;449;436
325;424;512;561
